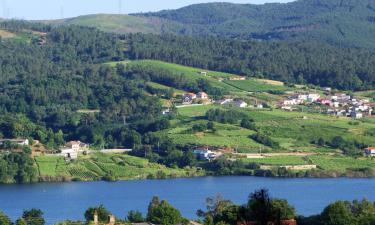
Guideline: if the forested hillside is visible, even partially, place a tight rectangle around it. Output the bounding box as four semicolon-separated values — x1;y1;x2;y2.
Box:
126;34;375;90
44;0;375;48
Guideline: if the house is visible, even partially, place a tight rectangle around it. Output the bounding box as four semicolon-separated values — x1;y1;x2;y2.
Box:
320;99;331;106
217;98;233;105
364;147;375;157
162;108;171;115
234;100;248;108
200;71;207;76
193;147;218;161
351;111;363;119
183;93;197;103
60;141;88;160
255;104;264;109
307;93;320;102
0;139;29;148
229;76;246;81
197;92;209;100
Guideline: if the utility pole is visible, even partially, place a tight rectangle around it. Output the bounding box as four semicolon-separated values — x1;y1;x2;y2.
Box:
118;0;122;14
122;115;126;126
60;5;64;19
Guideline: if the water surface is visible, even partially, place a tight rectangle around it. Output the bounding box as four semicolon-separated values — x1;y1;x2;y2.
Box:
0;176;374;224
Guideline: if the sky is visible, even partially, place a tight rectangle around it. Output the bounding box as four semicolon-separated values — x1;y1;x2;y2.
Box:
0;0;294;20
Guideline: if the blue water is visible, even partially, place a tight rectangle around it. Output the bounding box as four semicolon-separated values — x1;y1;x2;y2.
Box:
0;176;374;224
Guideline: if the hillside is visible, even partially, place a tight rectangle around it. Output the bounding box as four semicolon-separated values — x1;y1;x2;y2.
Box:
43;0;375;48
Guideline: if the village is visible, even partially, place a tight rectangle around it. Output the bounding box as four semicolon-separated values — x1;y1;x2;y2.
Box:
280;90;373;119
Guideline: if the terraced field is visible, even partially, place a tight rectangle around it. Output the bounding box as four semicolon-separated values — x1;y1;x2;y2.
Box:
35;153;202;181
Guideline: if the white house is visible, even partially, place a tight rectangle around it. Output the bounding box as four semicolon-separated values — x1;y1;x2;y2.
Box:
183;93;197;103
193;148;218;161
234;100;248;108
197;92;209;100
364;147;375;157
307;94;320;102
60;141;88;159
217;98;233;105
351;111;363;119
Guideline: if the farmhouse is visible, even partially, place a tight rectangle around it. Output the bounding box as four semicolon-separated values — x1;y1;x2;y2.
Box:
234;100;248;108
59;141;88;160
364;147;375;157
183;93;197;103
197;92;209;100
193;147;219;161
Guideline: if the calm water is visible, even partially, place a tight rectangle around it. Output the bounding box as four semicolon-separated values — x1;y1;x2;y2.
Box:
0;176;374;224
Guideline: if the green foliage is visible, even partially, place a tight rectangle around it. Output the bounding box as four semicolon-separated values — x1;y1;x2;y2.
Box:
147;197;184;225
84;205;110;223
128;33;375;91
0;211;11;225
0;153;38;184
127;210;145;223
22;209;45;225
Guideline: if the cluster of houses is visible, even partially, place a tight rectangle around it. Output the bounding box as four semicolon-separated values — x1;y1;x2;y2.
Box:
281;92;373;119
182;92;210;104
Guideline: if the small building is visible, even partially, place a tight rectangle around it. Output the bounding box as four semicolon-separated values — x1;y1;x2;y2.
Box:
162;108;171;115
217;98;233;105
234;100;248;108
307;93;320;102
364;147;375;157
229;76;246;81
59;141;88;160
351;111;363;119
197;92;209;100
0;138;29;147
200;71;207;76
193;147;218;161
183;93;197;103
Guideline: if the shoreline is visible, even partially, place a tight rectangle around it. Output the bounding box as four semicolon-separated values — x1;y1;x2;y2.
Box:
2;172;375;185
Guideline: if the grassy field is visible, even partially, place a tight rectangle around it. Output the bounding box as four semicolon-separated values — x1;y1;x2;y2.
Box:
124;60;241;92
241;154;375;174
169;105;375;153
0;29;16;38
35;153;203;181
224;79;289;92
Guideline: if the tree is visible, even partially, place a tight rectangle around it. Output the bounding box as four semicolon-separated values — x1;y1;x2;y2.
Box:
270;199;296;221
247;189;272;225
84;205;110;223
22;209;45;225
320;201;355;225
0;211;11;225
127;210;145;223
147;198;184;225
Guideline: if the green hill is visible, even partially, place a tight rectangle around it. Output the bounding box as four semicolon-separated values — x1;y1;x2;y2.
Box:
42;0;375;48
141;0;375;48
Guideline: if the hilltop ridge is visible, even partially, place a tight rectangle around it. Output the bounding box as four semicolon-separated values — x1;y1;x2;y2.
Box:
37;0;375;48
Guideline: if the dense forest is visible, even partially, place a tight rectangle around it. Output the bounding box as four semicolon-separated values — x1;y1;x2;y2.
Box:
127;34;375;91
54;0;375;49
138;0;375;48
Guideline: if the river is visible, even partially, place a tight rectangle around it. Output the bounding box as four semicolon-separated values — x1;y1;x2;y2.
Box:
0;176;374;224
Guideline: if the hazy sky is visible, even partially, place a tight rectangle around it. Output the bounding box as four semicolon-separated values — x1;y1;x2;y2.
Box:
0;0;294;20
